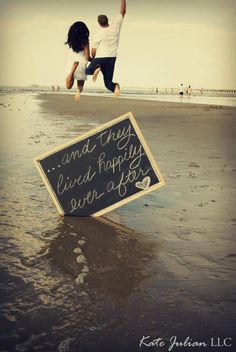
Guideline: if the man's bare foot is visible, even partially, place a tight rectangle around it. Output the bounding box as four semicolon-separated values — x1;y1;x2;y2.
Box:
114;83;120;97
74;89;81;101
93;67;101;82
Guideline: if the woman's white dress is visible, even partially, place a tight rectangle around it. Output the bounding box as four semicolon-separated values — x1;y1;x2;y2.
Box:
67;49;88;81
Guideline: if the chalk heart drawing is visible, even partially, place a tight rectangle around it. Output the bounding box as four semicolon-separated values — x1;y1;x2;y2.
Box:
135;176;151;190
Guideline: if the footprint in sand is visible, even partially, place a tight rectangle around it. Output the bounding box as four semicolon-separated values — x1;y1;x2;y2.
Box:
76;254;87;263
73;247;82;254
189;161;200;168
78;239;86;246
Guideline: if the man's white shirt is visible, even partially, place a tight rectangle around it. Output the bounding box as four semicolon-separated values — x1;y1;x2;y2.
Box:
92;14;124;58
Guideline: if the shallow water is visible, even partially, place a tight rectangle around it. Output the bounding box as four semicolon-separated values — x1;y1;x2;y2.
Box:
0;92;236;351
83;92;236;107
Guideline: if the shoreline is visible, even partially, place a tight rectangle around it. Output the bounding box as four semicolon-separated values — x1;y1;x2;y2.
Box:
39;91;236;108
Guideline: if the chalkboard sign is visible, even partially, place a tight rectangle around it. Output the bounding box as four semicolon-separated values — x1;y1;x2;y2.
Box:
34;112;165;217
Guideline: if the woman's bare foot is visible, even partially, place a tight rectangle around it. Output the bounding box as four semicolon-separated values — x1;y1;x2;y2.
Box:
74;89;81;101
114;83;120;97
93;67;101;82
74;82;84;102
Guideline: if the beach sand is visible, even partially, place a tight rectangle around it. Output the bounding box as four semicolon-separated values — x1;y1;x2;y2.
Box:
37;94;236;243
1;92;236;351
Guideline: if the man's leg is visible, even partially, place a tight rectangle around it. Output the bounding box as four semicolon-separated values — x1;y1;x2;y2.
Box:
101;58;119;95
86;59;101;76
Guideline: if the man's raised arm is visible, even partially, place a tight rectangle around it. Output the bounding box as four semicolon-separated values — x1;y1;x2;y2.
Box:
120;0;126;17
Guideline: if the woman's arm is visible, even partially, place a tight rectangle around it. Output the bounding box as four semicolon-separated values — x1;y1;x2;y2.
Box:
84;44;93;62
91;48;96;59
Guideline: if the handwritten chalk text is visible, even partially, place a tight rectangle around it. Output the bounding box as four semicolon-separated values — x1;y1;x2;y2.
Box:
107;167;150;197
70;190;105;212
96;124;135;150
57;166;96;195
98;144;145;174
61;139;96;166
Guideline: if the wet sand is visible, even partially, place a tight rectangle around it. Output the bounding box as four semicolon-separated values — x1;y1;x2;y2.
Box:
0;92;236;351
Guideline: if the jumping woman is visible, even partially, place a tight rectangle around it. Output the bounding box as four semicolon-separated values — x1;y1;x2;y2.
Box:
65;21;92;101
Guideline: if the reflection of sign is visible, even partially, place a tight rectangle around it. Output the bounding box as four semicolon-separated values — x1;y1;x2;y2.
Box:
34;112;165;217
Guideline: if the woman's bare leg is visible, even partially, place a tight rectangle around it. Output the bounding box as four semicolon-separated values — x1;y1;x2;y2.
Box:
75;80;85;101
66;62;79;89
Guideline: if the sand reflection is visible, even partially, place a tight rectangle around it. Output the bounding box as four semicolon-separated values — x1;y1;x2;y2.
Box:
44;216;158;300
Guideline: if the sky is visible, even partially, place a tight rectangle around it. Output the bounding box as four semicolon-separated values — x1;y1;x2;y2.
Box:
0;0;236;89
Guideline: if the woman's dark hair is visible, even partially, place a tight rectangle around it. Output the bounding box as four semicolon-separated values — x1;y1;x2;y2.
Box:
65;21;89;53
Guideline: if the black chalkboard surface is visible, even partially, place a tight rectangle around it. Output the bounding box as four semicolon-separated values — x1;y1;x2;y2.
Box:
34;112;165;216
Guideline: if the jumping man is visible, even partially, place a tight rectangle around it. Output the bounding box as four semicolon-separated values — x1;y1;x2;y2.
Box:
86;0;126;97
